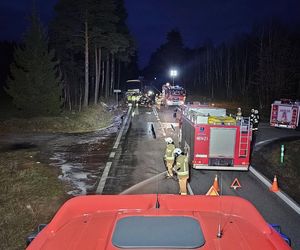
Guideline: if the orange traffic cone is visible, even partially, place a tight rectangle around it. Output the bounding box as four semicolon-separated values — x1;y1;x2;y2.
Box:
270;175;279;192
213;175;220;192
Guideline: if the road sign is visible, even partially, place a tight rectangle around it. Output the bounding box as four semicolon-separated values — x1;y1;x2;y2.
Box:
114;89;121;93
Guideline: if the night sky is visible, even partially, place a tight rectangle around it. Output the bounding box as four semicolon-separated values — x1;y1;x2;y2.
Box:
1;0;300;68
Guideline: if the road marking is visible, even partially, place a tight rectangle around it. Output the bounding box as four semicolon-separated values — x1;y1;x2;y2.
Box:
96;162;112;194
255;139;274;147
113;107;131;149
153;107;167;136
97;107;132;194
187;183;194;195
250;166;300;215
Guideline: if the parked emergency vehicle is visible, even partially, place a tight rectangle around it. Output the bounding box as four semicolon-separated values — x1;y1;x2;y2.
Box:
180;104;252;170
162;83;186;106
270;99;300;129
125;79;143;104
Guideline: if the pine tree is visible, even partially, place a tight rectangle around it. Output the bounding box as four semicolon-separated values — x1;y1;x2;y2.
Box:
6;12;62;116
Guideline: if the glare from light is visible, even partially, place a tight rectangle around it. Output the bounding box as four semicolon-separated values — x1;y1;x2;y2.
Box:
148;90;154;96
170;69;178;77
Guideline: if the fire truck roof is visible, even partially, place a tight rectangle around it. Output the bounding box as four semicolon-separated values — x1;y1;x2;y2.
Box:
27;195;291;250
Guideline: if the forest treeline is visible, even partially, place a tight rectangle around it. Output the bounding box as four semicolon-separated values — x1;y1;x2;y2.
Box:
143;19;300;108
2;2;300;115
3;0;137;115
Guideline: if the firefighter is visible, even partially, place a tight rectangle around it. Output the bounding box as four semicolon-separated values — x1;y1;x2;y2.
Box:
156;94;161;109
173;148;189;195
250;109;260;156
164;137;175;178
131;93;137;107
252;109;260;131
127;94;132;104
250;109;255;127
236;107;243;121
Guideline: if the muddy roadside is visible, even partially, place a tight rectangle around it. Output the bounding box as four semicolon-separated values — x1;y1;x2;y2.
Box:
0;106;126;249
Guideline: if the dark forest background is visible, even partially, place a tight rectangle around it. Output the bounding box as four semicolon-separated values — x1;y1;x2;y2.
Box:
143;19;300;108
0;1;300;115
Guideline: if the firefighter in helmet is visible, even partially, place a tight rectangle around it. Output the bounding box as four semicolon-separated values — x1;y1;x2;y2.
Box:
250;109;260;156
236;107;243;121
252;109;260;131
250;109;255;127
164;137;175;178
173;148;189;195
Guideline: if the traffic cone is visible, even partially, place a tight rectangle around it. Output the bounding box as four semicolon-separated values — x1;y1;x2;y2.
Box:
270;175;279;192
213;175;220;192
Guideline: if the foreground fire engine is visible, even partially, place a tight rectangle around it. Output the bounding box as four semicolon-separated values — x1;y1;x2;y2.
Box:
180;104;252;170
162;83;186;106
27;195;291;249
270;99;300;130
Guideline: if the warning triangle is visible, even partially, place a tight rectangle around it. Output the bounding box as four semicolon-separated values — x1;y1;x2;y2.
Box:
230;178;242;190
206;185;219;196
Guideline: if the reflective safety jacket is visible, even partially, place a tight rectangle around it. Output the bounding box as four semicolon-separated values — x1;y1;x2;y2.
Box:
236;111;242;121
165;144;175;160
250;113;260;130
175;155;189;176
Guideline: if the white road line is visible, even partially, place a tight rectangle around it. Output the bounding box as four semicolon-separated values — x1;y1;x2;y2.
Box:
109;152;115;158
113;107;131;149
250;166;300;215
97;107;132;194
255;139;274;147
96;162;112;194
153;106;167;137
187;183;194;195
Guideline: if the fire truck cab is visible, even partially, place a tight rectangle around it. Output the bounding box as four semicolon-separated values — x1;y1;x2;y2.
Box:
270;99;300;130
179;104;252;170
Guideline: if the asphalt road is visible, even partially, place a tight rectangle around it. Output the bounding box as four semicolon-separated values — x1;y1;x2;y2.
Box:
102;105;300;249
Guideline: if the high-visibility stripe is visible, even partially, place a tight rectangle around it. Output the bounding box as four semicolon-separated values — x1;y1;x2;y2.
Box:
178;171;189;176
165;157;175;160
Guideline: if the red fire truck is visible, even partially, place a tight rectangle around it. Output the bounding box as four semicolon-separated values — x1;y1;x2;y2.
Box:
270;99;300;130
180;104;252;170
162;84;186;106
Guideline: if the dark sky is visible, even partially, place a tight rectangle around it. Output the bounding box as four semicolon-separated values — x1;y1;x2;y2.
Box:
1;0;300;68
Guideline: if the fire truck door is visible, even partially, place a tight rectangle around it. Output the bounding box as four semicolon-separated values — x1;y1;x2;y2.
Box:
209;128;236;158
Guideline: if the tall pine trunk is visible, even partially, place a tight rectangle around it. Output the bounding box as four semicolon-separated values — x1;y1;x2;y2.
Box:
83;19;89;107
105;54;110;99
117;58;121;89
110;53;115;95
94;47;101;104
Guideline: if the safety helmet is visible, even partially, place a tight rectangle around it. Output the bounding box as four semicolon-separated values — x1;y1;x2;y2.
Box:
174;148;182;156
251;109;255;113
237;107;241;111
254;109;259;114
165;137;173;144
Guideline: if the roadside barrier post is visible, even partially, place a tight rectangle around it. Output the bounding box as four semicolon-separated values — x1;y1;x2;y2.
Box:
280;144;284;164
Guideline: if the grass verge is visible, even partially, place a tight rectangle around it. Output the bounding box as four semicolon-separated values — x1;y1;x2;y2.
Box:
0;104;113;133
0;150;69;250
252;138;300;204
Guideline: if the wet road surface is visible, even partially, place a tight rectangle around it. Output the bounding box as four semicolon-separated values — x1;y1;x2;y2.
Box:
103;105;300;249
1;104;299;248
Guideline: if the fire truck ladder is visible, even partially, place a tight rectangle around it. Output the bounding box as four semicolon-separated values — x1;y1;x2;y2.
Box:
238;118;251;158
